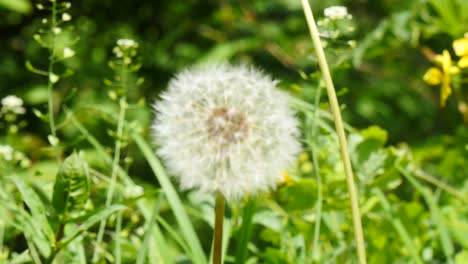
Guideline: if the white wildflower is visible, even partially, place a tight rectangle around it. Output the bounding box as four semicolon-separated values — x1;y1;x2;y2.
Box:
0;145;14;161
324;6;348;20
63;47;75;58
113;46;123;58
124;185;144;199
52;27;62;34
62;12;72;21
1;95;25;115
117;38;138;49
152;64;300;201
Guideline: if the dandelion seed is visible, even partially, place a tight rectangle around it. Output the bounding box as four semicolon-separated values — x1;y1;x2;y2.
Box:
152;64;300;201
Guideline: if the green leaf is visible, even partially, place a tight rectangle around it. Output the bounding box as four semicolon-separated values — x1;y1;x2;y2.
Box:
235;198;257;264
196;39;260;64
0;0;31;14
278;179;317;211
6;203;51;257
11;177;55;243
52;152;90;218
455;251;468;264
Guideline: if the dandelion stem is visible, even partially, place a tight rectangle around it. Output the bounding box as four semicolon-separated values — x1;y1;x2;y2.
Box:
213;192;225;264
300;1;367;263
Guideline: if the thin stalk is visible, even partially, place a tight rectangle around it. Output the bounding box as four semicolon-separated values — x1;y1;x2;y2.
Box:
300;1;367;263
309;83;323;261
213;192;225;264
414;169;467;203
47;0;60;162
137;199;163;264
92;62;128;261
115;210;123;264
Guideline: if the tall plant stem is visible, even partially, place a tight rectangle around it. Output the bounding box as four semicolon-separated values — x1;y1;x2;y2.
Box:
213;192;225;264
91;96;127;262
92;58;129;261
309;84;323;261
48;0;60;162
300;1;367;263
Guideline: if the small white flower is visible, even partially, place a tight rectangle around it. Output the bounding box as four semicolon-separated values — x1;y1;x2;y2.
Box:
124;185;144;199
117;38;138;49
49;73;59;83
63;47;75;58
62;12;72;21
1;95;25;115
152;64;300;201
324;6;348;20
52;27;62;34
0;145;14;161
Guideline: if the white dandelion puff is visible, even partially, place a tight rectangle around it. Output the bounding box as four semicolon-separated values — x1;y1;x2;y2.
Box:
152;64;301;201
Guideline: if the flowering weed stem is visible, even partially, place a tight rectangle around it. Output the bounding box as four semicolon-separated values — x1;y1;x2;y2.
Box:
92;56;129;261
47;0;60;162
300;1;367;263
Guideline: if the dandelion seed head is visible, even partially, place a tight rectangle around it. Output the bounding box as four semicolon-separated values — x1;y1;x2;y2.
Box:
152;64;300;201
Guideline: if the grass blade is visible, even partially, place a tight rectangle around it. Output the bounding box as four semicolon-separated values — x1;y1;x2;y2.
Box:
398;165;454;263
132;132;207;264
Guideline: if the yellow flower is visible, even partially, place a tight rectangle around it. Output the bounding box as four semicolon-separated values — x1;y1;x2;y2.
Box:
453;38;468;56
459;56;468;68
280;170;294;185
425;50;460;107
423;67;442;85
453;37;468;68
